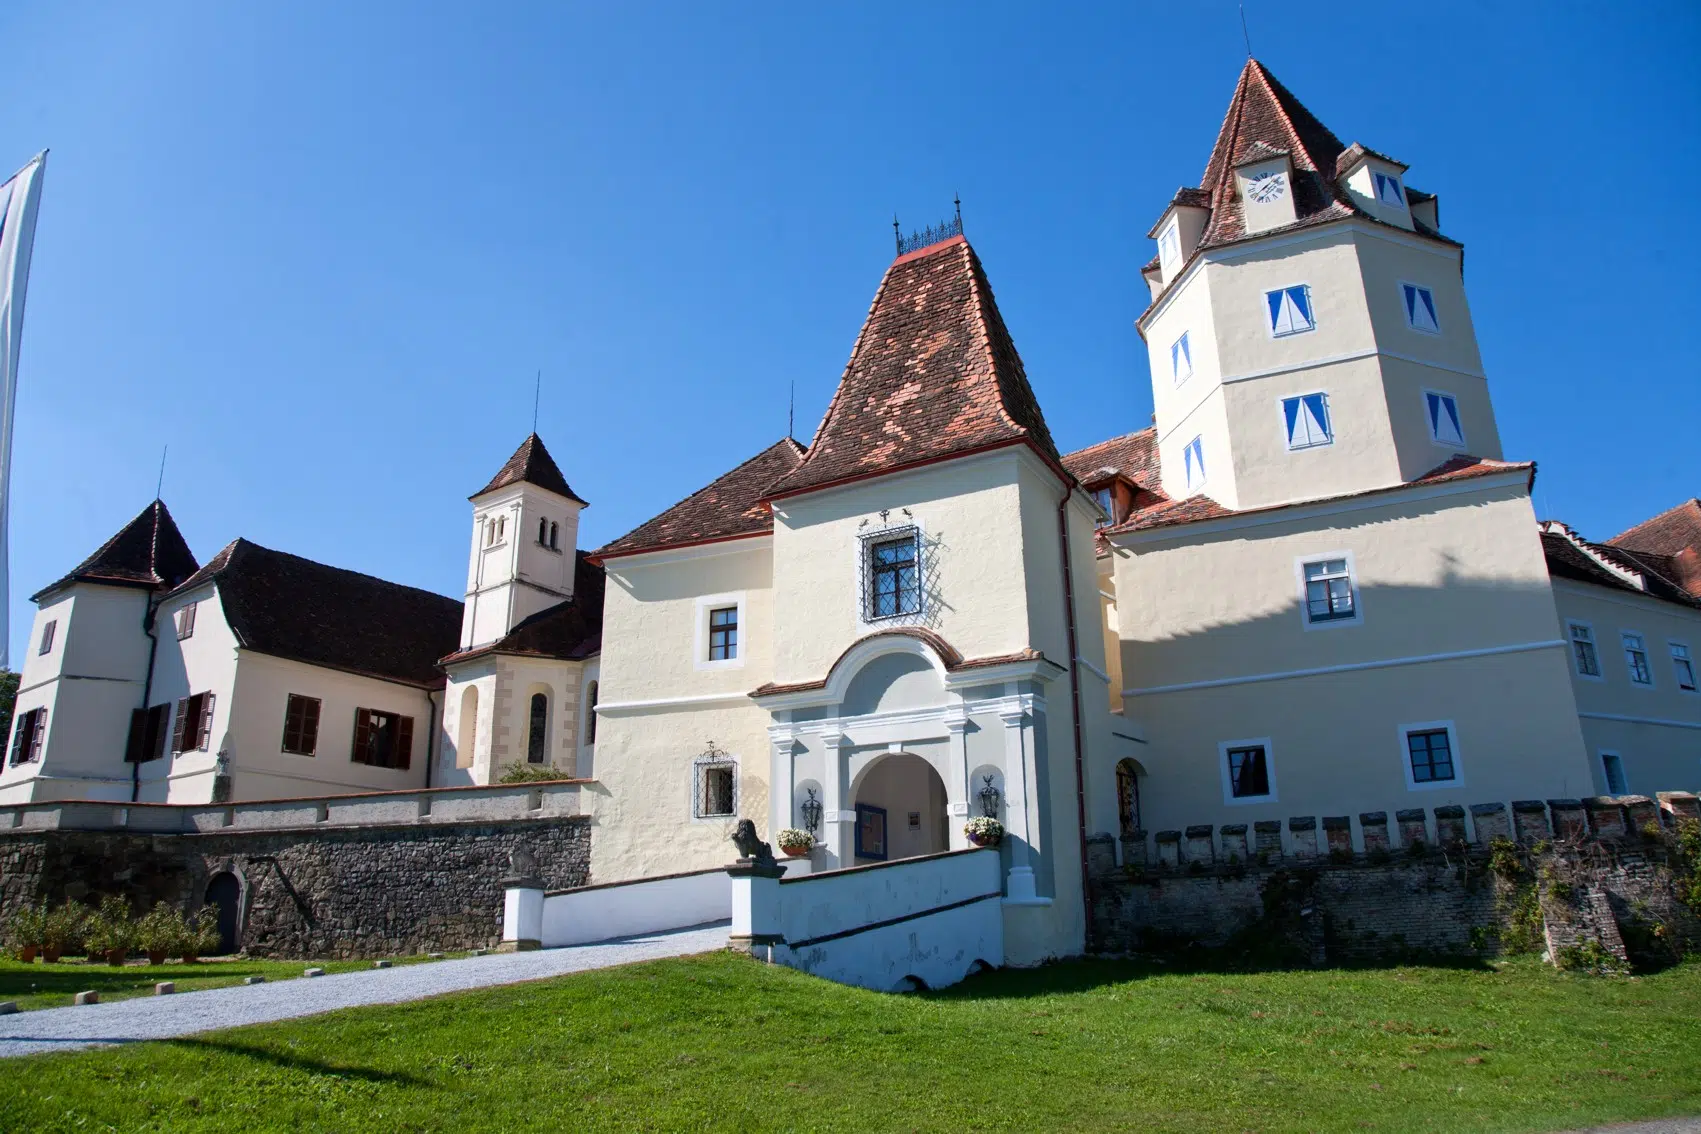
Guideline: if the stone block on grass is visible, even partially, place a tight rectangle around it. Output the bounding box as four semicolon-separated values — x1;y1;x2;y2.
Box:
74;991;99;1005
154;982;175;996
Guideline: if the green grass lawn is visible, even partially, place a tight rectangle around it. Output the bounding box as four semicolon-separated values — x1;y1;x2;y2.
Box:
0;953;442;1011
1;951;1696;1133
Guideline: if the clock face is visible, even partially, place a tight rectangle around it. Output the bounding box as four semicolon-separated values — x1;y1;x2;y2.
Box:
1247;171;1287;204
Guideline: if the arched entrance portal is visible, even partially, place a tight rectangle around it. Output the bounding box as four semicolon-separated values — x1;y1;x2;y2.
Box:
204;872;241;955
851;753;949;863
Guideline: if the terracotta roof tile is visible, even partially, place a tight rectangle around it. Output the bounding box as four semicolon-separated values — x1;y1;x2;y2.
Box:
1333;142;1407;177
1542;520;1701;609
593;438;805;560
765;235;1061;499
1608;499;1701;558
171;540;462;688
1060;428;1163;494
33;500;199;601
440;552;604;665
474;433;586;504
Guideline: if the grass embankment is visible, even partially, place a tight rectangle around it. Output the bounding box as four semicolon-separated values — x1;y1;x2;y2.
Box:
1;951;1697;1133
0;953;439;1011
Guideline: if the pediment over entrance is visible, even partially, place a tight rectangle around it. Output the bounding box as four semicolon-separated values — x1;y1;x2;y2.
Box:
842;651;943;717
751;627;1059;712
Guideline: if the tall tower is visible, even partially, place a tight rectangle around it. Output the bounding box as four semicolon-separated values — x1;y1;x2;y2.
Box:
461;434;587;650
1137;59;1502;513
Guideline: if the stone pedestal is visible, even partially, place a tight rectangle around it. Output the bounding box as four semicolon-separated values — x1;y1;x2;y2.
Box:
1512;800;1551;844
1583;797;1626;840
1622;796;1660;834
1322;816;1352;857
1359;812;1389;854
1120;830;1148;870
1548;799;1586;841
1470;803;1510;845
1155;830;1181;869
1183;825;1215;866
727;859;787;954
1288;817;1318;859
1433;805;1467;847
1219;824;1248;864
499;873;544;952
1253;820;1283;861
1395;808;1428;850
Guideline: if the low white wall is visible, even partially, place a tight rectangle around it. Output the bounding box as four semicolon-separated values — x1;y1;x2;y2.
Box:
540;868;731;947
773;847;1003;991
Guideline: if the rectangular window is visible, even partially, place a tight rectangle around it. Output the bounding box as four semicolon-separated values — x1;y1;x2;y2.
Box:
1568;622;1601;677
1282;392;1332;450
125;703;170;764
694;759;737;819
1158;223;1179;266
171;692;216;754
1092;486;1113;527
1403;283;1440;333
1425;390;1464;446
1373;171;1405;206
281;694;321;756
1672;643;1696;692
868;534;920;620
1600;752;1628;795
1170;331;1193;386
1406;728;1456;785
1301;558;1356;624
1183;436;1205;493
38;620;56;655
8;707;46;765
1226;745;1271;799
1266;285;1315;337
707;606;738;661
1622;633;1653;686
351;707;413;769
176;603;196;641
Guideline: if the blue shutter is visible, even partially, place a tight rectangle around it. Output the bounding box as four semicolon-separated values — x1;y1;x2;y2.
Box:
1302;393;1329;443
1282;397;1302;447
1404;284;1439;332
1266;290;1284;334
1427;392;1463;445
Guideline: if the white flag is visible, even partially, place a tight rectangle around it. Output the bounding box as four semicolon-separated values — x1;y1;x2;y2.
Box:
0;152;47;671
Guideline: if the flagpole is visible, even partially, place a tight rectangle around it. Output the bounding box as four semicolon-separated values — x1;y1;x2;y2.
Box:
0;151;48;671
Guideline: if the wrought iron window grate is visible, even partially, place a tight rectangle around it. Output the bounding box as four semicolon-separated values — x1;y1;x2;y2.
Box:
859;523;922;623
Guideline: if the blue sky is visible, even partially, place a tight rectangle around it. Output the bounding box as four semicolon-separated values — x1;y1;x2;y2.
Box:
0;2;1696;661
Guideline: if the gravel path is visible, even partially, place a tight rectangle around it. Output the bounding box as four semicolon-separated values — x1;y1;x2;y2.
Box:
0;923;729;1059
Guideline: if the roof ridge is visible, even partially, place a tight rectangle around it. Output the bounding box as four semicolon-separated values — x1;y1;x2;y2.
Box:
801;254;902;454
957;241;1058;457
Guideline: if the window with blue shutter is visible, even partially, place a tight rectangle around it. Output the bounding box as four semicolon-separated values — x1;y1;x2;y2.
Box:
1266;285;1315;337
1402;283;1439;333
1425;391;1464;447
1282;393;1332;450
1183;436;1205;493
1170;331;1192;386
1373;171;1405;205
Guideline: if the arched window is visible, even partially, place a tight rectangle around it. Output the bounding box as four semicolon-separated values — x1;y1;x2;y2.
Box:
549;521;559;550
527;692;548;764
584;681;598;745
538;517;548;545
456;686;479;769
1115;759;1142;836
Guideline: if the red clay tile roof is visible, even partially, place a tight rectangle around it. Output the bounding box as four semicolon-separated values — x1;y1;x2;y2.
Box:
440;552;604;666
473;433;586;505
171;539;463;688
1108;455;1533;535
1542;521;1701;609
1608;499;1701;559
765;235;1062;500
1333;142;1407;177
1060;428;1163;494
34;500;200;601
593;438;805;560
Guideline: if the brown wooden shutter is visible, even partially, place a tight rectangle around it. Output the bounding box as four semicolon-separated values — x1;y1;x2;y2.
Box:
125;709;148;763
9;713;27;765
29;710;47;762
198;693;216;751
149;705;169;762
172;697;191;754
303;698;320;756
395;715;414;770
352;709;372;765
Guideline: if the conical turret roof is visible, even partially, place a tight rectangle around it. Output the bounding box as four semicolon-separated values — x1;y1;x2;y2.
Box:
32;499;199;601
472;433;586;505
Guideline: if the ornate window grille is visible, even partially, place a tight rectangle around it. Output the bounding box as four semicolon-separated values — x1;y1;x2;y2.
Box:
692;744;737;819
859;522;922;623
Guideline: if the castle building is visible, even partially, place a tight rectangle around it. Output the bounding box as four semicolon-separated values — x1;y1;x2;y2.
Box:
2;60;1695;966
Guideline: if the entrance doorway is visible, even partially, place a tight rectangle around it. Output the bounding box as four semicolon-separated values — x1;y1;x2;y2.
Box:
204;872;241;955
851;753;949;862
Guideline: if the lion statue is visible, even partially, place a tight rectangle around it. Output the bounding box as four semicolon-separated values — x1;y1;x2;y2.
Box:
729;819;776;866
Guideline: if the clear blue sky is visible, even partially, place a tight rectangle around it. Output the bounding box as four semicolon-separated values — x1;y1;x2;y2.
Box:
1;2;1696;661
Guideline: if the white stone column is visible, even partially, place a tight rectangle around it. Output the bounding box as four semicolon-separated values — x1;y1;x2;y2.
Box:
769;725;796;838
999;701;1041;904
820;729;853;868
945;708;971;850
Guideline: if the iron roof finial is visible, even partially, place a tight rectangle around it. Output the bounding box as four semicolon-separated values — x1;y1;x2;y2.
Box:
893;214;902;254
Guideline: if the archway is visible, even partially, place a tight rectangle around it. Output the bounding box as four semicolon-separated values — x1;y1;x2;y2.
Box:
851;753;948;863
204;872;241;955
1116;758;1145;835
456;685;479;769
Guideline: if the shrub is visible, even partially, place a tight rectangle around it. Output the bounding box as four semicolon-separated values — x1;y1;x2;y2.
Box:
1498;884;1544;954
497;762;570;784
190;908;222;956
136;903;191;958
1487;837;1524;881
42;902;87;953
775;828;813;853
83;895;137;955
7;905;46;952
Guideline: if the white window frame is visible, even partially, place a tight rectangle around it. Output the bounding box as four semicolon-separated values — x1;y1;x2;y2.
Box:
1565;620;1604;682
1279;391;1333;451
1400;281;1441;335
1670;641;1697;694
1423;388;1466;449
1265;283;1317;339
1218;737;1277;806
1170;331;1193;387
1598;749;1629;796
1182;436;1205;495
1621;630;1654;688
1397;720;1463;792
1158;221;1180;269
693;592;747;671
691;752;739;822
1293;551;1362;632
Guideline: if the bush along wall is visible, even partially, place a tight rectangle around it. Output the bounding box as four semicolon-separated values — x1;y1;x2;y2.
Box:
1086;792;1701;972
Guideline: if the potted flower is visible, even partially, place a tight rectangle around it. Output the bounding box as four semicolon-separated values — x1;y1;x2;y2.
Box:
8;906;45;963
41;902;86;964
137;902;188;965
964;817;1004;848
85;895;137;966
776;828;813;858
185;907;221;962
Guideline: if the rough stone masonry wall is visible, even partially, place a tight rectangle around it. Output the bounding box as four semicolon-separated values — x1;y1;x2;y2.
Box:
1087;791;1700;966
0;817;590;958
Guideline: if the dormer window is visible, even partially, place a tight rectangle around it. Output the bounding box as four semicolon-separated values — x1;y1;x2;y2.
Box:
1158;222;1180;267
1170;332;1193;386
1092;486;1113;527
1373;171;1405;206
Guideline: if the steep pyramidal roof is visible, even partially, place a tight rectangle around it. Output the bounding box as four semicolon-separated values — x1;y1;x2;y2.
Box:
594;438;805;560
33;500;200;601
171;539;463;688
473;433;586;504
766;235;1062;499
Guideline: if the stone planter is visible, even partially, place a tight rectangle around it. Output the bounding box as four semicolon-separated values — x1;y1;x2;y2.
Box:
104;948;129;967
42;946;62;964
968;833;1002;848
147;950;168;966
16;945;37;964
781;845;811;858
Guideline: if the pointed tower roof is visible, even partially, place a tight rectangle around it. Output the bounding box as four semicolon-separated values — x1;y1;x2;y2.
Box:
594;438;806;560
766;235;1061;500
33;500;200;601
472;433;586;505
